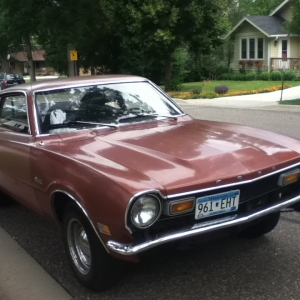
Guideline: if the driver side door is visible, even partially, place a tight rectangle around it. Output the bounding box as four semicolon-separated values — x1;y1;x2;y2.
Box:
0;92;39;211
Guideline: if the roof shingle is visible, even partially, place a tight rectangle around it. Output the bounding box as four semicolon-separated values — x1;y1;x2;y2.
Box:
247;16;288;36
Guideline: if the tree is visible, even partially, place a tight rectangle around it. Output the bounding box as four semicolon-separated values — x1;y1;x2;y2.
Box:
0;0;53;81
228;0;284;26
285;0;300;34
103;0;230;91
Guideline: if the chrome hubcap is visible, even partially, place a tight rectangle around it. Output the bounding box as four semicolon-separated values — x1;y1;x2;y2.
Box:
67;218;91;275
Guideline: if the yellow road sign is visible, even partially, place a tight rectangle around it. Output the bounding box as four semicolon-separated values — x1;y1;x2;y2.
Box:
70;50;78;61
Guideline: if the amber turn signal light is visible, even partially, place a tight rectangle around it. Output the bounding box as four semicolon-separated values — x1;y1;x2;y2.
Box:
170;198;195;215
97;223;111;235
278;169;300;186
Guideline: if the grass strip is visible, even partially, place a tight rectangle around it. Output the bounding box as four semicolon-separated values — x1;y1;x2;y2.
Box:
279;99;300;105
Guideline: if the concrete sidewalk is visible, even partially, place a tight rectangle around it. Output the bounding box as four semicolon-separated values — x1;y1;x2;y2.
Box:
0;227;72;300
176;85;300;109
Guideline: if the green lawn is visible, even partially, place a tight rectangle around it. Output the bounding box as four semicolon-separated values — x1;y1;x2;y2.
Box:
279;99;300;105
181;80;300;93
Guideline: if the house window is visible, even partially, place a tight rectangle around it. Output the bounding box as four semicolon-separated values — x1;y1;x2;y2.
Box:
240;38;264;60
257;38;264;59
241;39;247;59
282;40;288;61
249;39;255;59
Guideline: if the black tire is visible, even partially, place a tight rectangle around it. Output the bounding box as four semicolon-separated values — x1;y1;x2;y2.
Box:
0;190;12;205
289;202;300;212
62;203;122;291
238;211;280;239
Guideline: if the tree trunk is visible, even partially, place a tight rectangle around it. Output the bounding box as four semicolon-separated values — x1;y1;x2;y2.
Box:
164;54;172;92
24;35;36;82
0;52;10;72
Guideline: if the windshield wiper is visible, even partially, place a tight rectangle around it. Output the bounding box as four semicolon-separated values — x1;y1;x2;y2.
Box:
48;121;118;129
117;113;159;123
118;112;178;123
74;121;118;128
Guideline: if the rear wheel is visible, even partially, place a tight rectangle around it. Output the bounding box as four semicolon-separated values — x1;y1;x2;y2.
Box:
238;211;280;239
62;204;122;291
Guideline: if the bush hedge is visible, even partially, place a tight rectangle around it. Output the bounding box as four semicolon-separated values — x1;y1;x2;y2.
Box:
219;71;297;81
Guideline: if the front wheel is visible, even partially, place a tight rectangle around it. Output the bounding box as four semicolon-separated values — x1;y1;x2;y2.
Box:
62;204;122;291
0;190;12;206
238;211;280;239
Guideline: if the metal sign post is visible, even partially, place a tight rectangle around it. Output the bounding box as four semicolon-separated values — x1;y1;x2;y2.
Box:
70;50;78;76
280;61;286;102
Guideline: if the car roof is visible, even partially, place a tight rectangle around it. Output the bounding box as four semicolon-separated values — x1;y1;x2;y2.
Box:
0;73;23;76
0;75;147;94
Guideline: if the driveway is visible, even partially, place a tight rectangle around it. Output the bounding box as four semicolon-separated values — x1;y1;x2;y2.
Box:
176;85;300;109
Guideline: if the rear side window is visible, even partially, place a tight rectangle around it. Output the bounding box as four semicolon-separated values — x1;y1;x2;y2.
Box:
0;74;4;80
6;74;23;80
0;94;29;134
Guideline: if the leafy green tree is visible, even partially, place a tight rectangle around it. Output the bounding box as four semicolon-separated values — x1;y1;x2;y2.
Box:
286;0;300;34
228;0;283;25
104;0;230;91
0;0;52;81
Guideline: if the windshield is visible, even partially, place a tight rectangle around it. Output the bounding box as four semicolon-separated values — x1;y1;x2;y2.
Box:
35;81;183;135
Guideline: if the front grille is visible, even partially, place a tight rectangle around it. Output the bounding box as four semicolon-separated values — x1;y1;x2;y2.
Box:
130;167;300;240
143;168;300;237
195;172;282;204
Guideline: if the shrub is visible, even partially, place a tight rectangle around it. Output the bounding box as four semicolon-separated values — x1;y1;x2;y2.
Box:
231;74;245;81
260;72;270;81
284;71;296;81
270;71;282;81
191;87;202;94
214;85;229;94
219;73;232;80
245;72;256;81
200;92;218;98
294;74;300;81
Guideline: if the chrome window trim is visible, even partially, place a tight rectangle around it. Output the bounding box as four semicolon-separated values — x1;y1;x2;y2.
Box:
50;189;110;253
148;80;185;114
0;90;32;136
33;79;148;95
33;79;184;136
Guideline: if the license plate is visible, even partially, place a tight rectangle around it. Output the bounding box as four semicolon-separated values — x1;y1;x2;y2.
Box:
195;190;240;220
13;82;18;85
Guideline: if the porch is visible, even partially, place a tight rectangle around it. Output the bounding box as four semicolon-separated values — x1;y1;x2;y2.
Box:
270;58;300;71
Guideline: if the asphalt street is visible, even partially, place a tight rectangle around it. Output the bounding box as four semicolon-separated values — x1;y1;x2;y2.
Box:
1;94;300;299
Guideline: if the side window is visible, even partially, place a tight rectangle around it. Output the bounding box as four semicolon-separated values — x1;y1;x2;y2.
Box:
0;94;29;134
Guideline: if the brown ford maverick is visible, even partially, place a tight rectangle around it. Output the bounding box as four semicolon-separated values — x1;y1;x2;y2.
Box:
1;75;300;291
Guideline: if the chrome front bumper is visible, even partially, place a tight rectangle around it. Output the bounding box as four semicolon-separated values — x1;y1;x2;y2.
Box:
107;194;300;255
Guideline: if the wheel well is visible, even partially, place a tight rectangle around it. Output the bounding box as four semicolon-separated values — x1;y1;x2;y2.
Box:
52;192;74;225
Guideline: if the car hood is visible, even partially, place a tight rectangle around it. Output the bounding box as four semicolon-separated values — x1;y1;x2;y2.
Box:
59;118;300;196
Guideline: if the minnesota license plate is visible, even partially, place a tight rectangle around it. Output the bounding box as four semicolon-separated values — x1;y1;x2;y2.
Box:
195;190;240;220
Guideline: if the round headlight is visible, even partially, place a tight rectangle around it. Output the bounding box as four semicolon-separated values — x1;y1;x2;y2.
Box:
131;195;161;228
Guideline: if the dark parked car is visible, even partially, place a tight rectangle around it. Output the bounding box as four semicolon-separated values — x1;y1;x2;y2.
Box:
1;75;300;291
0;73;25;90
